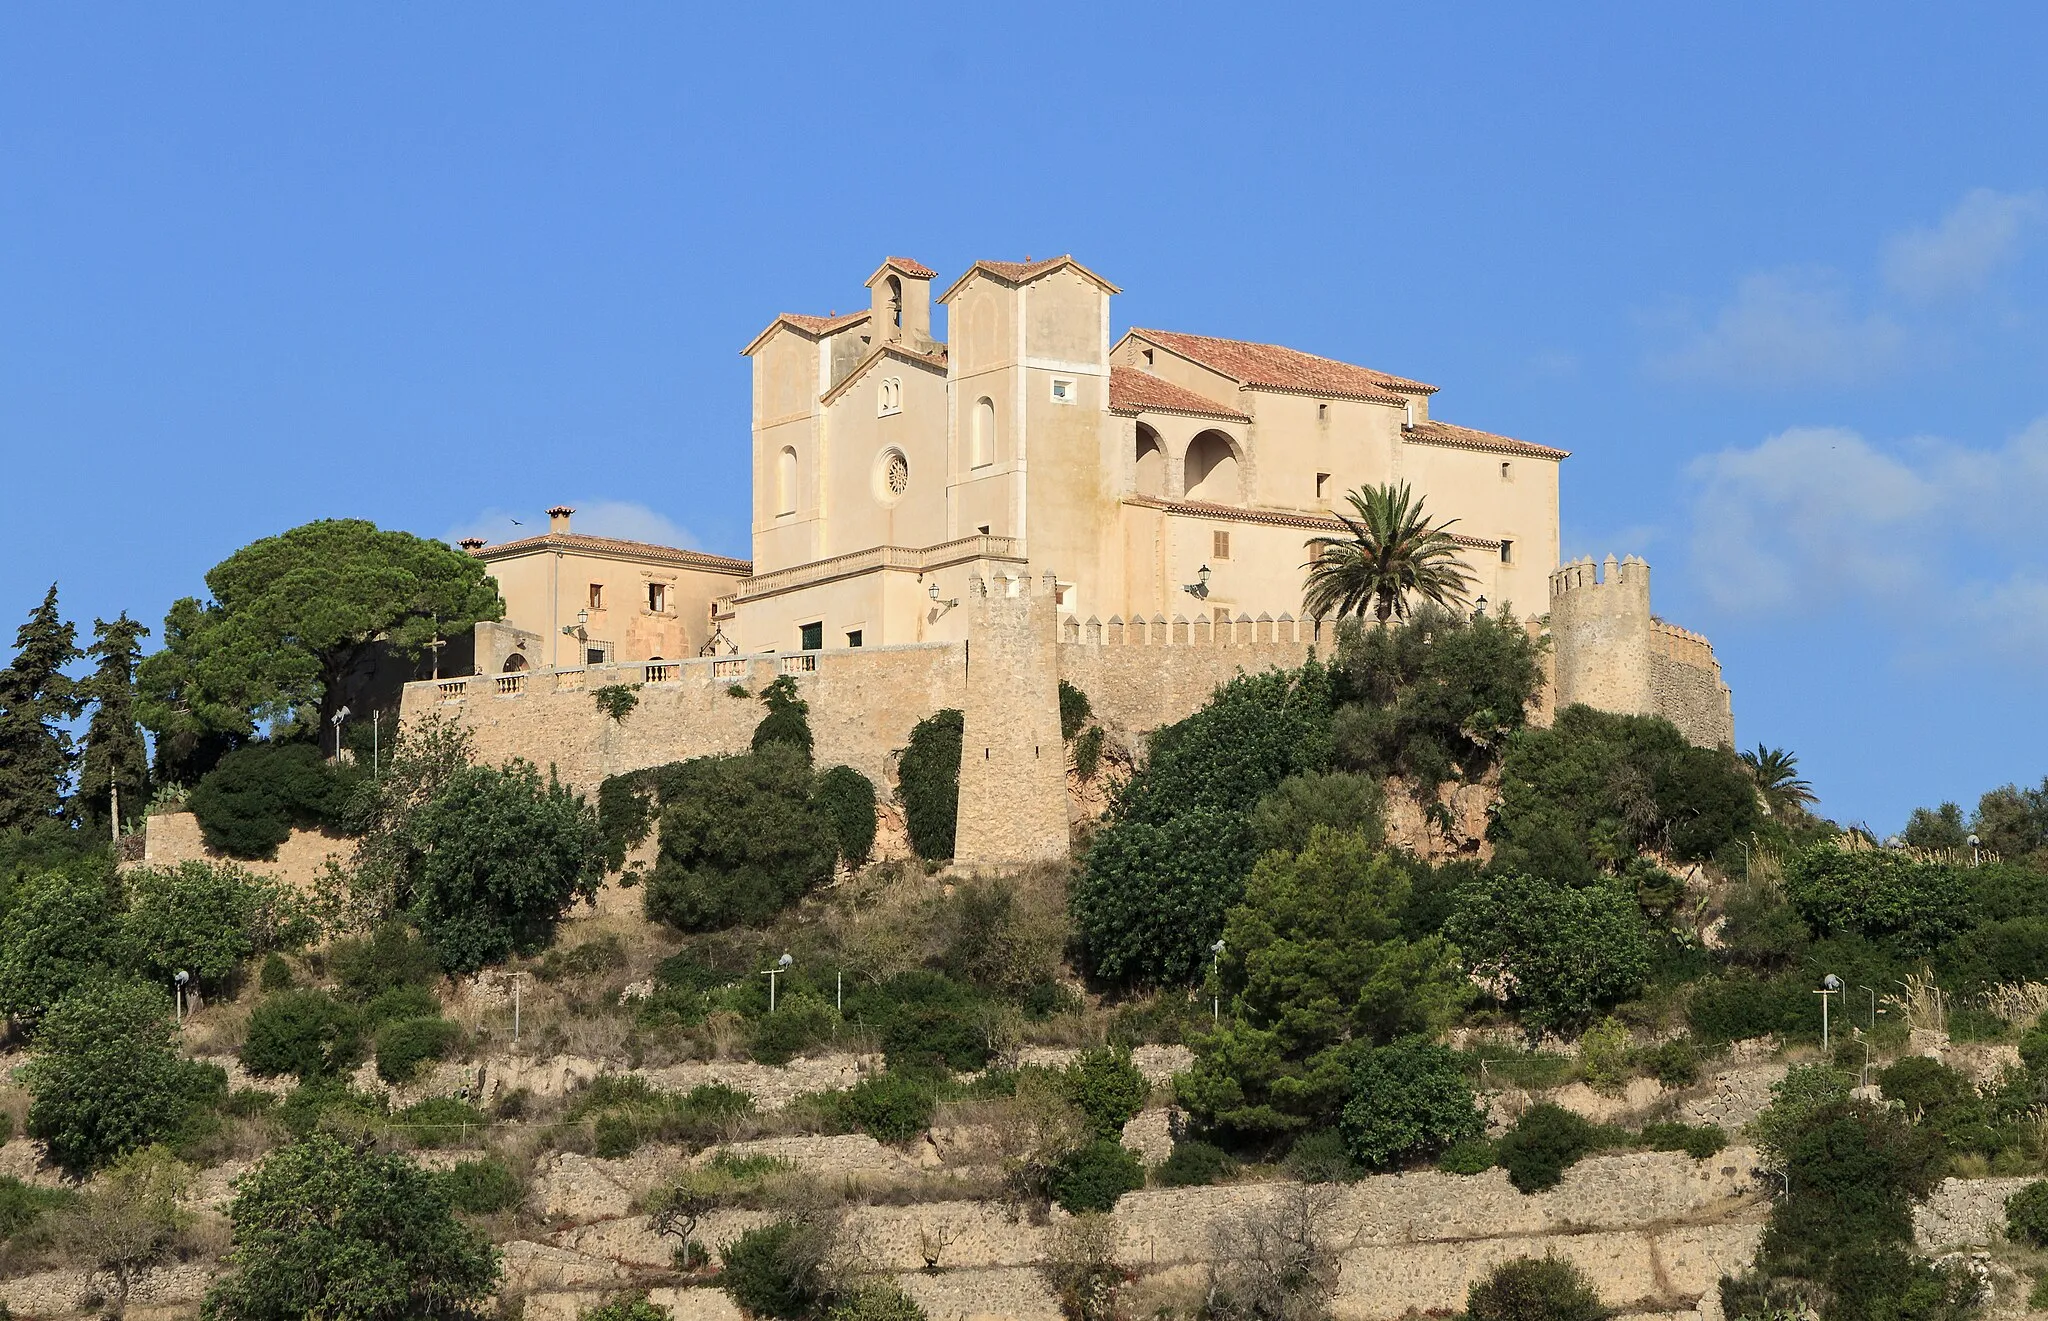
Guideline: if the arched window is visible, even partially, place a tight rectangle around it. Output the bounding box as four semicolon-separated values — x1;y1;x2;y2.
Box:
972;397;995;468
776;446;798;515
1134;424;1165;497
878;377;902;416
885;275;902;328
501;652;529;673
1184;431;1241;503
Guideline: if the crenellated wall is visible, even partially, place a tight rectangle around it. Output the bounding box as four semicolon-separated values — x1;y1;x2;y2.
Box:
1549;555;1733;748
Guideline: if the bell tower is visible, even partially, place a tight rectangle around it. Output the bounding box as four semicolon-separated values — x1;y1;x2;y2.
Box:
866;257;938;353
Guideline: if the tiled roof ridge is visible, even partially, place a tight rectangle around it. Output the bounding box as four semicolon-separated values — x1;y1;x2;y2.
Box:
1403;418;1570;461
878;256;937;279
1127;328;1439;402
777;310;870;334
939;255;1122;302
469;532;753;574
1107;366;1250;421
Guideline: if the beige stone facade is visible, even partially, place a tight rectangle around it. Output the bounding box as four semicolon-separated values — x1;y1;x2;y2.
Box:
1550;556;1733;747
458;506;751;671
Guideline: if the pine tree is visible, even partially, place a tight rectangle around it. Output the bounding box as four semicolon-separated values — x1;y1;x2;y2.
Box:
78;614;151;838
0;586;84;833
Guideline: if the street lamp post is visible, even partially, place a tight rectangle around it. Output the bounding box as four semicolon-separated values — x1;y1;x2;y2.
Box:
1969;833;1981;865
173;970;190;1025
763;953;793;1013
1817;974;1842;1051
330;705;352;760
1209;939;1226;1026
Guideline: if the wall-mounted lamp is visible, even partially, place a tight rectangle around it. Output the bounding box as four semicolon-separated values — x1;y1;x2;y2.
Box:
928;581;960;618
1182;564;1212;600
561;608;590;641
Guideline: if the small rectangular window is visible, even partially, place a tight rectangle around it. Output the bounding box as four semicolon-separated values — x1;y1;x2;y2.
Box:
800;621;823;651
1501;461;1513;481
587;584;604;609
846;630;863;648
1213;530;1231;560
1317;402;1328;420
1500;540;1514;565
1050;377;1075;403
586;648;605;666
1315;473;1330;500
647;582;666;613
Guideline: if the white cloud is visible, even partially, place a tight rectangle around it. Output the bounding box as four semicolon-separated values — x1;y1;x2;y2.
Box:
443;500;698;549
1652;269;1906;387
1883;188;2046;300
1687;417;2048;656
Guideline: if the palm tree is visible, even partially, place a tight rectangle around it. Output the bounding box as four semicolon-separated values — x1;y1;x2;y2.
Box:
1302;482;1476;623
1740;745;1818;817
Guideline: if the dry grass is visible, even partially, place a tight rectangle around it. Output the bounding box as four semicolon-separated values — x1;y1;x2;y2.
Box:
1982;982;2048;1028
1885;970;1950;1033
181;995;255;1056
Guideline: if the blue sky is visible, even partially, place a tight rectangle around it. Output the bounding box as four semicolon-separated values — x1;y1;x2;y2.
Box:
4;4;2045;830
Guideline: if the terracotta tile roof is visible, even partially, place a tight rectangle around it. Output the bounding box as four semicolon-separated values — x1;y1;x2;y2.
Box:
469;532;752;576
938;255;1122;302
1402;419;1569;461
877;256;936;280
742;309;871;355
1126;329;1437;404
1123;495;1500;550
1107;367;1250;421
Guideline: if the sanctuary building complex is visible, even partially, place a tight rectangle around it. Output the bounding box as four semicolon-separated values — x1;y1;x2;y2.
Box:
411;254;1732;866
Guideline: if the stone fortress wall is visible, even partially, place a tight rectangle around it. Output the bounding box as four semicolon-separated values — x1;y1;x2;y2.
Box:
1549;556;1733;748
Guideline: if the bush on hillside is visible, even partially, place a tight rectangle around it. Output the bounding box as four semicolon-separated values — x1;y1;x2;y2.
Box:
898;709;964;861
850;971;989;1073
833;1072;937;1144
1049;1138;1145;1213
1154;1140;1235;1187
188;741;358;860
408;759;605;972
121;860;310;992
719;1219;838;1321
1072;664;1334;985
1493;1103;1606;1193
1465;1255;1606;1321
751;676;814;761
1059;680;1093;742
437;1158;523;1215
1247;770;1386;855
1059;1047;1149;1139
1446;870;1652;1032
375;1015;460;1085
642;743;837;931
327;921;441;998
0;858;123;1027
747;992;837;1066
1339;1040;1485;1170
1781;844;1974;956
24;976;224;1174
241;990;363;1080
812;765;877;868
2006;1180;2048;1247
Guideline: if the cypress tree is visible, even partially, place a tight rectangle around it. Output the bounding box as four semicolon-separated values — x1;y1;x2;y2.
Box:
78;614;152;837
0;586;83;833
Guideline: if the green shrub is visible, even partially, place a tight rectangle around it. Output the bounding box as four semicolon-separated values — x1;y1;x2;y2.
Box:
642;745;837;931
1748;1064;1855;1167
748;992;837;1066
258;953;293;992
751;676;814;762
535;934;626;983
2006;1180;2048;1247
1153;1140;1234;1187
1446;871;1652;1032
1248;770;1386;855
1643;1036;1703;1087
720;1220;832;1320
594;1112;639;1159
1059;680;1093;742
202;1131;500;1321
1494;1103;1602;1193
0;1174;74;1241
835;1073;936;1144
0;858;122;1028
1050;1138;1145;1213
396;1097;486;1147
24;976;225;1174
328;922;441;998
1782;845;1973;955
375;1016;459;1085
1465;1254;1605;1321
438;1158;523;1214
852;971;988;1072
362;983;441;1027
1283;1128;1359;1183
1639;1122;1728;1159
188;741;357;860
813;766;878;867
1340;1040;1486;1169
242;990;362;1079
408;760;605;972
274;1080;388;1138
827;1283;927;1321
1060;1047;1149;1138
1072;727;1104;780
120;860;302;992
1438;1137;1497;1175
579;1294;669;1321
898;709;964;861
593;685;640;725
1686;974;1813;1044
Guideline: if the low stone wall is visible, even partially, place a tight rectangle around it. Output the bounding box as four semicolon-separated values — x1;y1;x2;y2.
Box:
136;810;350;891
1915;1177;2035;1250
1056;638;1315;742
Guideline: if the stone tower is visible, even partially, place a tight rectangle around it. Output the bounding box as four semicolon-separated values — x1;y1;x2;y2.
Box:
1549;555;1655;718
952;570;1070;870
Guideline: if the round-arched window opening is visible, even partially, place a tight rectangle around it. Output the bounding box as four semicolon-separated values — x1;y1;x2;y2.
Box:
502;653;529;673
876;448;910;503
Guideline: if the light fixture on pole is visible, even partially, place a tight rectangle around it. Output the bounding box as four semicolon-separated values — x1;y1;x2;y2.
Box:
927;581;959;617
763;953;793;1013
330;706;352;759
173;970;190;1025
1969;833;1981;865
1817;973;1842;1051
1209;938;1226;1025
1473;595;1488;619
1182;564;1212;600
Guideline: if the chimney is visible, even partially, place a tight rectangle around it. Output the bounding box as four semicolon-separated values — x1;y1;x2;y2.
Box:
547;505;575;534
457;537;486;553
